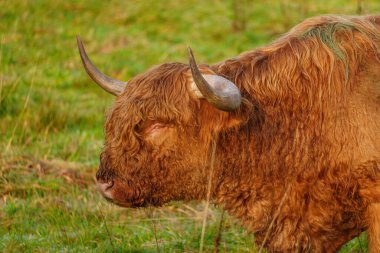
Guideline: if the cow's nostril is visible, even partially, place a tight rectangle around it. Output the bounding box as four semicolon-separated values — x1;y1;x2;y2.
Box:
98;180;114;190
97;180;115;200
105;180;114;190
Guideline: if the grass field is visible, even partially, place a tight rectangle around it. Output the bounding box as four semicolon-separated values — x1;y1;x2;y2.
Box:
1;0;379;252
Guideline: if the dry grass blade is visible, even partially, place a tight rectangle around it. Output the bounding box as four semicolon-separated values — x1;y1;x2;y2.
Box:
98;205;115;251
0;35;3;101
5;55;39;152
214;209;225;253
199;137;218;253
258;184;291;253
146;207;161;253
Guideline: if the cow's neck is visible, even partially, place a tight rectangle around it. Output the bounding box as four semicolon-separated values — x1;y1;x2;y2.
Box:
211;112;289;233
209;55;307;232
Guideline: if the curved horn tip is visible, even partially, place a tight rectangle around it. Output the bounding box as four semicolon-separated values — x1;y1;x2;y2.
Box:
187;48;242;111
76;35;127;96
76;35;82;46
187;47;197;63
187;47;193;56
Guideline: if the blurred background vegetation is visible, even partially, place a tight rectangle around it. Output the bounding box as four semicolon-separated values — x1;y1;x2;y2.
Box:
1;0;379;252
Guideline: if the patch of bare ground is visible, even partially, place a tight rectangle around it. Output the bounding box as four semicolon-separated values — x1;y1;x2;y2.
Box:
0;156;95;198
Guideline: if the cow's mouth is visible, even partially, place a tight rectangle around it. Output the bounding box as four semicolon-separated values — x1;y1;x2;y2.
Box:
107;197;164;209
103;196;149;208
97;179;160;208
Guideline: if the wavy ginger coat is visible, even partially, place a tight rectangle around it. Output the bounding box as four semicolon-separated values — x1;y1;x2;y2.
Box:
97;15;380;252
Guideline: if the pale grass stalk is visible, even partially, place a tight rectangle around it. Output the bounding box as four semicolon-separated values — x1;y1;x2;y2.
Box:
4;9;21;152
98;204;115;251
357;233;364;253
108;216;203;226
0;35;3;101
6;59;39;152
146;207;161;253
199;137;218;253
214;209;225;253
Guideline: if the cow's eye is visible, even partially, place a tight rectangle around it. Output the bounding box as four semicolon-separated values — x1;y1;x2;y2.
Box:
139;120;167;135
141;121;172;144
148;122;166;131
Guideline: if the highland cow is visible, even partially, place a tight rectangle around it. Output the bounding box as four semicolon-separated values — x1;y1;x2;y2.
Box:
77;15;380;252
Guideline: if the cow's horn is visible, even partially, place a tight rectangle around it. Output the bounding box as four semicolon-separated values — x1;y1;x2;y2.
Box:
77;35;127;96
188;48;241;111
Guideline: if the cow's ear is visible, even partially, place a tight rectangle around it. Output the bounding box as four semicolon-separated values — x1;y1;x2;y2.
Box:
198;97;253;135
221;98;253;129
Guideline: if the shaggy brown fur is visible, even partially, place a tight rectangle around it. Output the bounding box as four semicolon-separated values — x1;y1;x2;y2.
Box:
96;15;380;252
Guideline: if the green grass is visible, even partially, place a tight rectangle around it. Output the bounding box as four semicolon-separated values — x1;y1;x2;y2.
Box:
1;0;379;252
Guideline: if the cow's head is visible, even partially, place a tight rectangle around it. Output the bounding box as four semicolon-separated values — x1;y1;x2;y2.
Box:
77;36;249;207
